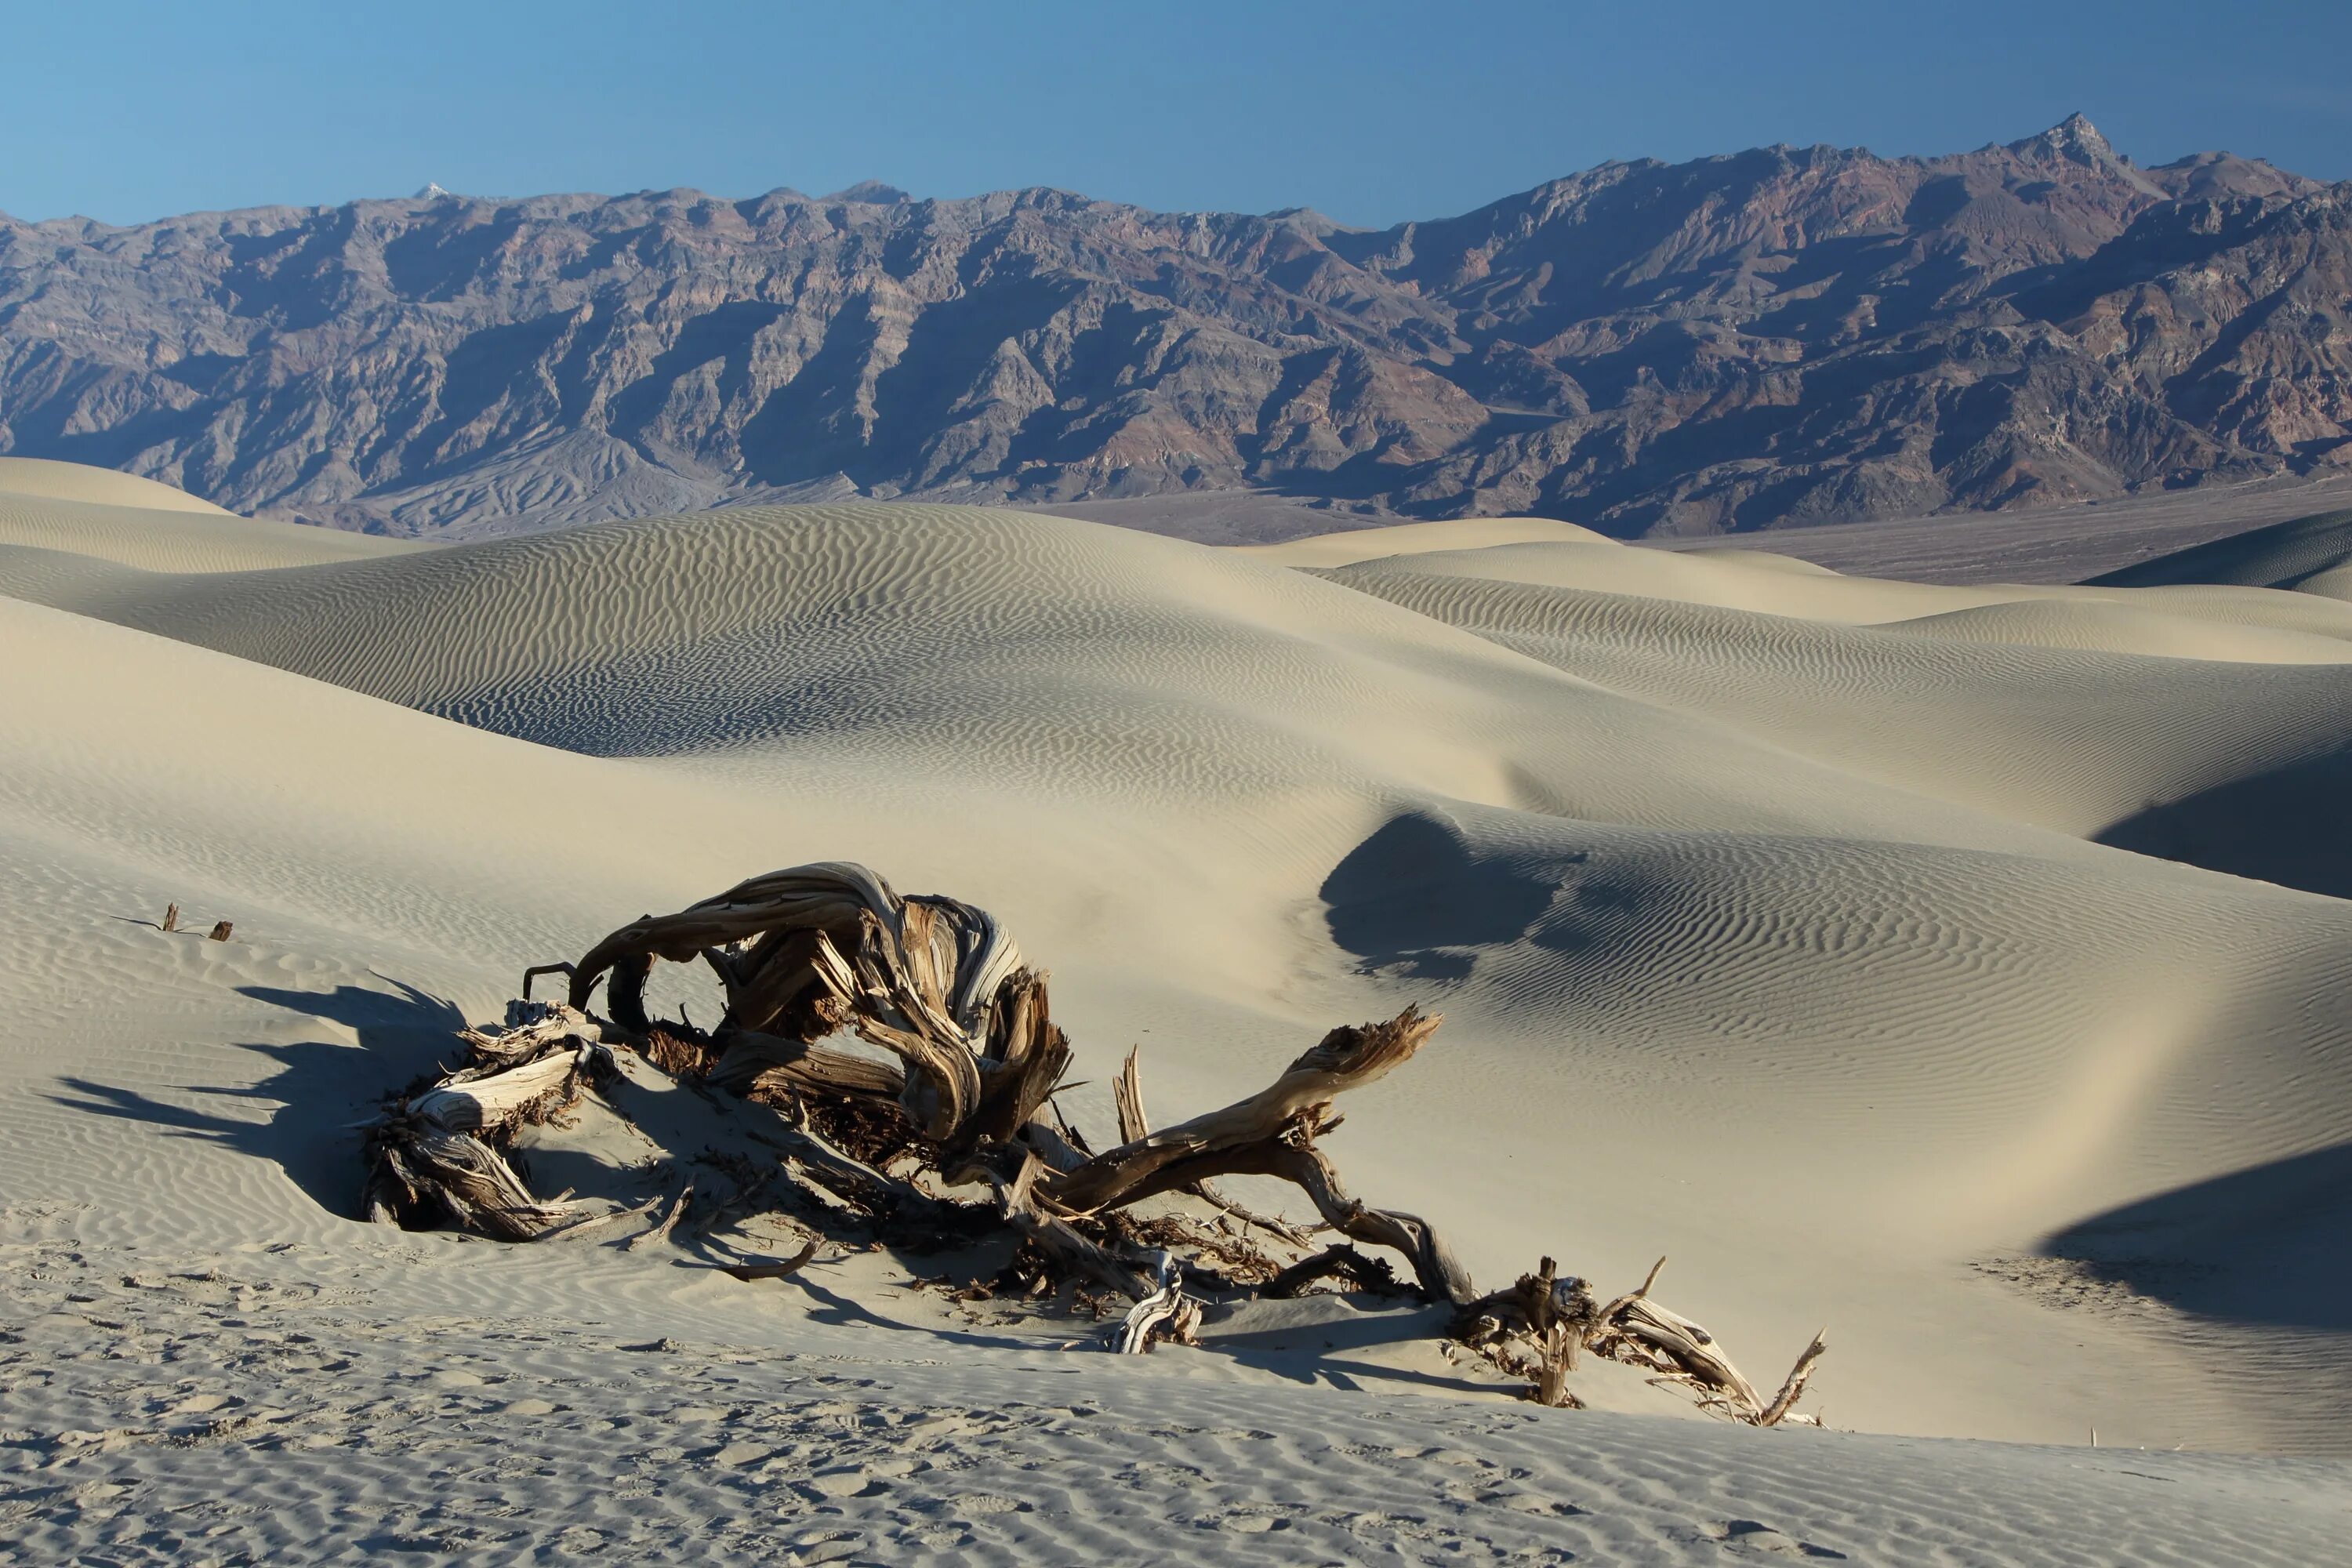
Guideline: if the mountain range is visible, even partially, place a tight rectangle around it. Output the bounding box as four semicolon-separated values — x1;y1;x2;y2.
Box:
2;114;2346;539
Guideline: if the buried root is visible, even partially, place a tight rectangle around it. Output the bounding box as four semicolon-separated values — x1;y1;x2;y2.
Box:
358;862;1824;1422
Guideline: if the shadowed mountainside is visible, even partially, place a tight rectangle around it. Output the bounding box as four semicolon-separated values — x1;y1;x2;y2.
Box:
2;116;2347;540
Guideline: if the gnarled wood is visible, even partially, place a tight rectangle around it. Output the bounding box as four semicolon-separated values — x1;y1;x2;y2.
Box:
357;862;1825;1423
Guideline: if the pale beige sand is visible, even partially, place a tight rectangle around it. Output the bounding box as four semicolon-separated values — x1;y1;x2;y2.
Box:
3;473;2350;1559
1652;474;2352;585
0;456;235;514
1237;514;1616;566
0;467;424;573
1287;520;2352;649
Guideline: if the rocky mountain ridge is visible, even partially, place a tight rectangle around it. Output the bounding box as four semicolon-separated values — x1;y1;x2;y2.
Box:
2;114;2346;539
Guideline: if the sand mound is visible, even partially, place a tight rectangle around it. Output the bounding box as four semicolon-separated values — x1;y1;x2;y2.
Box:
2089;508;2352;601
1235;515;1616;566
1320;532;2352;648
0;456;233;514
0;466;423;573
4;470;2352;1552
0;503;2104;860
1872;597;2352;664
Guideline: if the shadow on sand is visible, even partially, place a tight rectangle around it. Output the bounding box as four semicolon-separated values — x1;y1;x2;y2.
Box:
2096;746;2352;900
50;978;467;1219
2039;1140;2352;1332
1319;811;1584;981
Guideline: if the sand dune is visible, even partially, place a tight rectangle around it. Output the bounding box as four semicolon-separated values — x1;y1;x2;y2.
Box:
1236;516;1617;566
0;504;2129;858
0;463;424;573
1303;525;2352;646
1320;550;2352;866
2089;507;2352;601
1871;596;2352;664
0;456;236;514
5;470;2352;1558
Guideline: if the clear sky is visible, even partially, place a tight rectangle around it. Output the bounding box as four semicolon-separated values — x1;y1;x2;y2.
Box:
6;0;2346;228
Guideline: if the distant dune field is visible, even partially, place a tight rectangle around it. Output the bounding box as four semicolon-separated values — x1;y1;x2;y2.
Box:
4;466;2351;1562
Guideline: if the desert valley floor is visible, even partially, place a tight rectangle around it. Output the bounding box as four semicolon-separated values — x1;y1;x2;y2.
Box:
2;456;2350;1563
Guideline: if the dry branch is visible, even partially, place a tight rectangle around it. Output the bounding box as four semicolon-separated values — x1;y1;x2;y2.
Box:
1044;1008;1441;1213
1264;1243;1408;1299
1105;1044;1313;1247
626;1184;695;1252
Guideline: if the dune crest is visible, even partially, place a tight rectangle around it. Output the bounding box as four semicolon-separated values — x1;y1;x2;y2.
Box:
0;455;233;514
0;460;425;573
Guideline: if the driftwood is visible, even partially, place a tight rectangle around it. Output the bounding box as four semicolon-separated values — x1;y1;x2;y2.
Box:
359;1000;612;1240
1110;1252;1202;1352
1451;1254;1826;1425
359;862;1825;1422
1112;1047;1313;1247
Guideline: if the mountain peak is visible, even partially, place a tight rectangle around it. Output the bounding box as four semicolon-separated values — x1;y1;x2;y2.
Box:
2007;112;2122;165
415;183;452;201
825;180;911;205
2053;111;2107;145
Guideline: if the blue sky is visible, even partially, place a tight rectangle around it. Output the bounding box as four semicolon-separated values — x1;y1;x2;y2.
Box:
6;0;2346;227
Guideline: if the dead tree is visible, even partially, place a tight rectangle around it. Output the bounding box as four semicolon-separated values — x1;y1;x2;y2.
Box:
363;862;1824;1422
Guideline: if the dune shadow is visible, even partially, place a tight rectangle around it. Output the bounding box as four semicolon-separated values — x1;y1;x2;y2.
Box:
780;1269;1054;1354
47;978;468;1219
1319;810;1598;979
2083;508;2352;590
2096;748;2352;900
2039;1141;2352;1330
1196;1299;1500;1396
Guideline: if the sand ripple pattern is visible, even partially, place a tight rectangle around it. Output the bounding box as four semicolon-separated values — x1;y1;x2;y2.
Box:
8;491;2352;1471
5;1228;2346;1567
1330;561;2352;838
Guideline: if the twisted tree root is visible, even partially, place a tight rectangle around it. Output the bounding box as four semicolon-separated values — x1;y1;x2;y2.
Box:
358;862;1825;1421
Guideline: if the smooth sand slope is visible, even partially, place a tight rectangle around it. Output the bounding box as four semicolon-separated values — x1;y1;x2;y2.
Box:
1236;515;1618;566
3;467;2351;1560
0;462;425;574
1299;529;2352;889
0;456;236;514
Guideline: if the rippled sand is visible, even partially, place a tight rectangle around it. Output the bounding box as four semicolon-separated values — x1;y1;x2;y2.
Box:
4;473;2350;1561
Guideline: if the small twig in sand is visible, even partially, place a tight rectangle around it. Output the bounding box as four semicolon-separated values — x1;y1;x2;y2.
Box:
626;1183;695;1252
720;1241;822;1281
